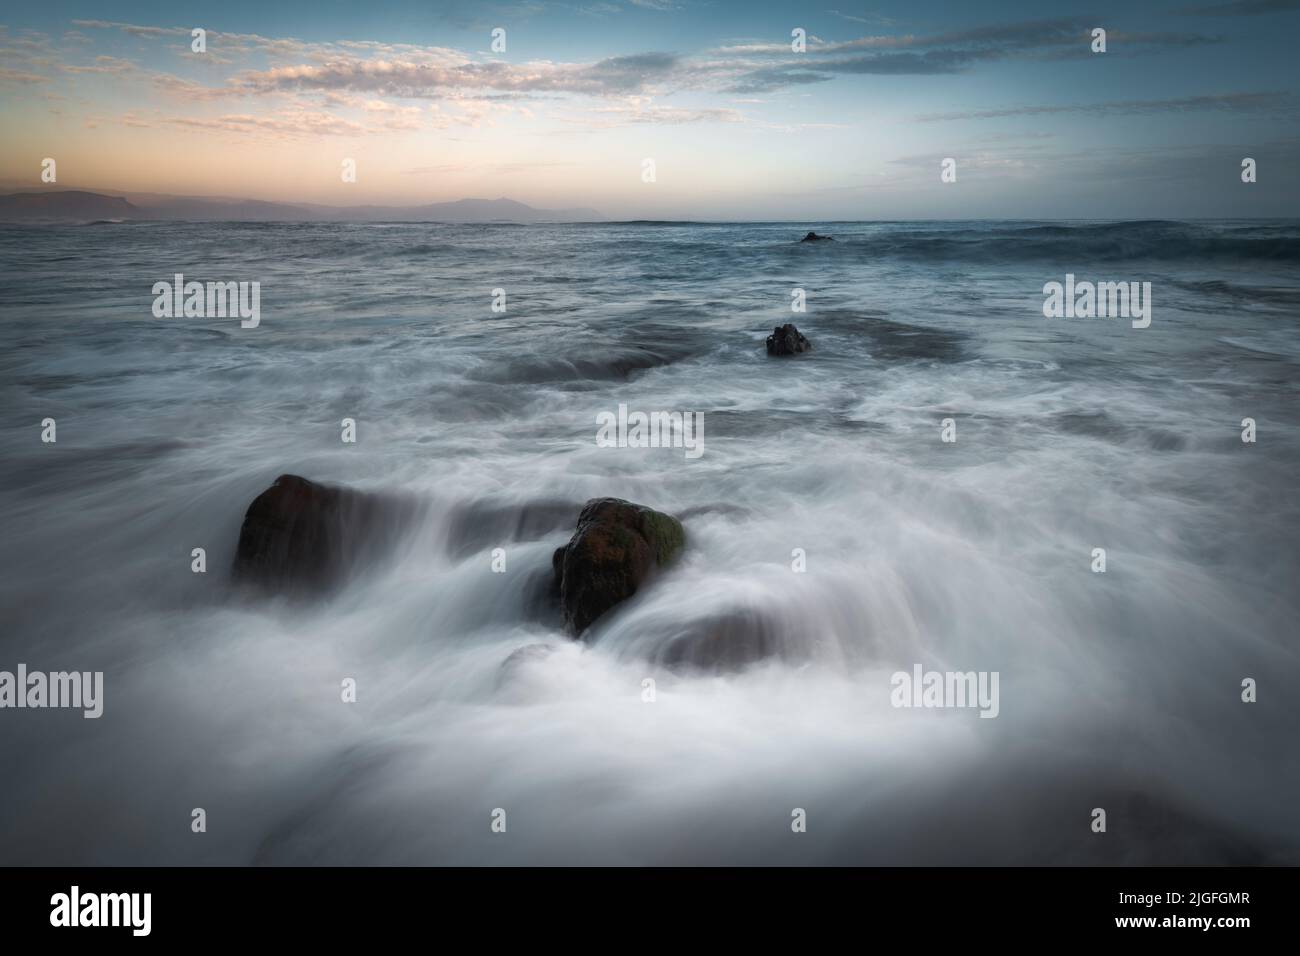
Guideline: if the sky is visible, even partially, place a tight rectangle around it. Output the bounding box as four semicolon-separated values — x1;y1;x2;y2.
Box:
1;0;1298;219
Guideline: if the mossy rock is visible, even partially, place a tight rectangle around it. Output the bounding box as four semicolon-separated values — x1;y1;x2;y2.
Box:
551;497;685;636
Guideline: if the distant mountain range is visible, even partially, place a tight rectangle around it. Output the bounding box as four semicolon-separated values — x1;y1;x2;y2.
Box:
0;190;604;223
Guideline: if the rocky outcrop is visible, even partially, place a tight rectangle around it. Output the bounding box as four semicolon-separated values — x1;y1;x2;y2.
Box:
766;323;812;356
231;474;408;594
551;498;686;635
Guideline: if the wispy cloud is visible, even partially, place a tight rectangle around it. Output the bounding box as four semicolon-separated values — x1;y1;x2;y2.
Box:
588;102;744;124
918;91;1297;121
157;110;366;137
403;160;575;175
0;67;48;84
1177;0;1300;15
234;51;682;98
720;17;1222;92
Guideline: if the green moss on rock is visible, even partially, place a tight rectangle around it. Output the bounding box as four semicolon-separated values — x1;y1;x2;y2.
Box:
552;497;686;635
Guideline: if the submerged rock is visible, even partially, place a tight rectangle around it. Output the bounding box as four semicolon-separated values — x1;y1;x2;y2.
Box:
766;323;812;356
800;231;833;242
231;474;407;594
495;642;561;691
552;497;686;635
654;608;786;672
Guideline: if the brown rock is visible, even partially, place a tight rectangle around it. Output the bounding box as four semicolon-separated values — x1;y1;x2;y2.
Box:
231;474;406;594
552;497;686;635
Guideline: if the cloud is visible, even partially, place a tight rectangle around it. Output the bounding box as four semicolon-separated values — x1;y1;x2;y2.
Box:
728;69;834;93
63;56;140;76
7;12;1248;146
233;51;681;98
1177;0;1300;15
720;17;1222;91
0;67;47;84
827;10;898;27
149;73;247;101
403;160;575;175
590;102;744;123
63;14;1225;107
918;91;1297;121
159;110;367;137
716;17;1215;56
71;20;189;38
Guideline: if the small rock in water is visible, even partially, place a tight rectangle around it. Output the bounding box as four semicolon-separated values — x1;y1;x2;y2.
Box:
495;642;560;691
766;323;812;356
552;497;686;636
800;231;833;242
655;608;786;672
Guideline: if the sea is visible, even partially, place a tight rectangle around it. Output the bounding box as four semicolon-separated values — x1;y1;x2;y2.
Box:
1;218;1297;863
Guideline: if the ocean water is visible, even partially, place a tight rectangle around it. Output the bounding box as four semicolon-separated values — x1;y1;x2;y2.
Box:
0;219;1297;864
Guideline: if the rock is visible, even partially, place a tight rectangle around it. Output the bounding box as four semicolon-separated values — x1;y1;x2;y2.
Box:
495;642;560;691
800;231;833;242
552;497;686;635
654;608;786;671
766;323;812;356
231;474;407;594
